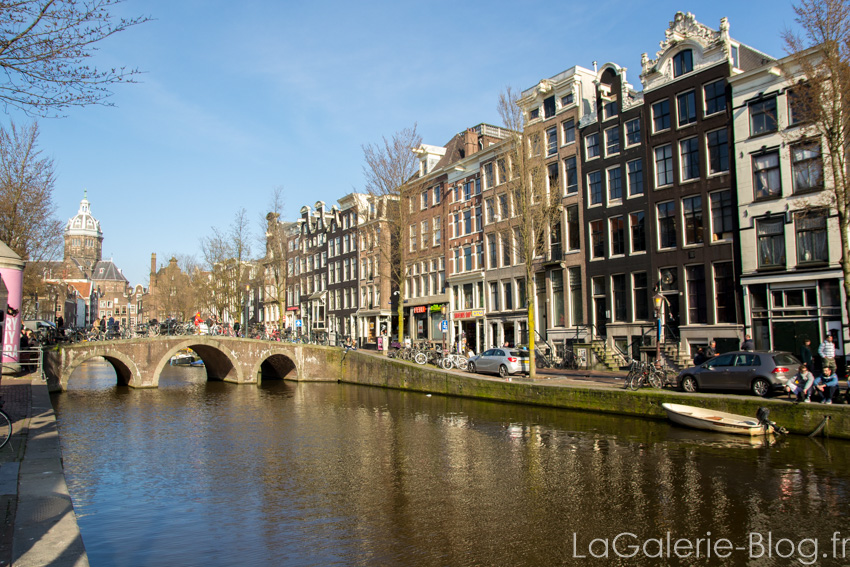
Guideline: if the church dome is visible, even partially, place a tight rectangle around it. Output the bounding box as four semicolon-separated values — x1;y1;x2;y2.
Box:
66;193;103;238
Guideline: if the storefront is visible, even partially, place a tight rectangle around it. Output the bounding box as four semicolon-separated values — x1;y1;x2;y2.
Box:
453;309;485;354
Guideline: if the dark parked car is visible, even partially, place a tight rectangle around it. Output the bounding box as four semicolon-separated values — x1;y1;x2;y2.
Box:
468;348;531;377
677;351;801;397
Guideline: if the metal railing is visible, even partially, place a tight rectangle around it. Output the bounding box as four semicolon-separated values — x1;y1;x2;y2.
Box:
1;348;45;380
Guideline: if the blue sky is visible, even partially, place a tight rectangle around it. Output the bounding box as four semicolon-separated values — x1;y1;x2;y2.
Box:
10;0;800;286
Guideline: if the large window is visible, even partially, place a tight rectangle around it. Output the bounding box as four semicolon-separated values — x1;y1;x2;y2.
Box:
756;217;785;268
543;96;556;119
603;100;618;120
749;97;778;136
682;195;704;245
630;211;646;252
796;211;828;264
627;159;643;196
612;274;627;321
714;262;736;323
610;216;625;256
706;129;729;174
588;171;603;205
567;205;580;251
686;265;707;324
753;152;781;199
569;267;583;325
652;100;670;132
562;119;576;144
655;144;674;187
791;141;822;193
488;234;497;269
633;272;649;320
565;156;578;194
709;190;734;242
625;118;641;146
547;162;559;193
586;133;600;159
673;49;693;77
677;90;697;126
657;202;676;249
607;167;622;201
551;270;564;326
502;232;511;266
605;126;620;156
490;282;500;311
590;220;604;259
704;80;726;116
546;127;558;156
680;137;700;181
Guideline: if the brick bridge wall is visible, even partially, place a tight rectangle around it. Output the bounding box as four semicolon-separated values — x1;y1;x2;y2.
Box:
43;337;344;391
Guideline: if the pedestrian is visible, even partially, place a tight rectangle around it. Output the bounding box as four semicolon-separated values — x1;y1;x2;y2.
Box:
813;366;839;404
818;335;837;372
99;316;106;333
741;334;754;351
693;347;706;366
57;315;64;330
800;339;814;369
705;340;717;359
785;363;814;403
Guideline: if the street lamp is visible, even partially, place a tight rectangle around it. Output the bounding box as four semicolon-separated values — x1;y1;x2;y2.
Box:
653;285;665;366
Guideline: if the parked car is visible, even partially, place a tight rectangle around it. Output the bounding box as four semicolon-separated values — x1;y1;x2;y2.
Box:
677;351;801;397
23;320;56;333
468;348;531;378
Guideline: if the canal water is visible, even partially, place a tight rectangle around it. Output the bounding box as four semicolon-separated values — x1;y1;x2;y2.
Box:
52;360;850;566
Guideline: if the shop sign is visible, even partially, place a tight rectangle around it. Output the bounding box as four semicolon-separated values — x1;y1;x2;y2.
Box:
452;309;485;319
429;304;443;313
286;306;299;311
412;306;427;314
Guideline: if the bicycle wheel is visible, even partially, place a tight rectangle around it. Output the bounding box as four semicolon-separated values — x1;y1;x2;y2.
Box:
457;357;469;371
647;371;664;389
414;352;427;365
0;410;12;449
628;375;644;391
440;357;454;370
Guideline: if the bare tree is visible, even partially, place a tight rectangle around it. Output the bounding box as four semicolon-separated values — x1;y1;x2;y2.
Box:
362;124;421;340
783;0;850;337
497;87;561;379
200;208;254;324
0;120;63;313
0;0;150;116
146;255;194;321
261;186;293;325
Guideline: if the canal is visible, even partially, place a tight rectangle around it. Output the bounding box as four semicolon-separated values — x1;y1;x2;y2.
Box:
52;359;850;566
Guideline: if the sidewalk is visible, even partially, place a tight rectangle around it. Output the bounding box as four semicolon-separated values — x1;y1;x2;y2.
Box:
0;375;88;567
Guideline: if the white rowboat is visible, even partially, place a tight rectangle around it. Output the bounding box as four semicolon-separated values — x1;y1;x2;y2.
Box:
661;403;774;436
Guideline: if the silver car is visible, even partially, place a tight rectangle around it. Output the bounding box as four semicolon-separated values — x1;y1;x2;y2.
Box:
677;351;801;397
468;348;531;377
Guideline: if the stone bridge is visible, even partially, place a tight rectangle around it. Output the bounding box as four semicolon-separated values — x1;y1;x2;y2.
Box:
43;337;344;392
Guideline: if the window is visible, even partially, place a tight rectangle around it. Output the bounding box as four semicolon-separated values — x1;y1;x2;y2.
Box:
543;96;556;119
497;158;508;184
433;216;441;245
673;49;693;77
612;274;627;321
610;216;625;256
625;118;640;146
630;211;646;252
633;272;649;320
657;202;676;249
607;167;622;201
787;88;805;126
627;159;643;196
686;265;707;324
562;93;574;106
485;198;495;223
588;171;602;205
464;246;473;271
749;97;778;136
605;126;620;156
655;144;674;187
567;205;580;251
421;220;429;250
564;157;578;194
585;133;600;159
753;152;781;199
464;209;472;234
546;127;558;156
731;45;739;69
590;220;604;259
529;107;540;120
791;141;822;193
680;138;700;181
490;282;500;311
704;80;726;116
409;225;416;252
562;119;576;144
682;195;704;245
502;232;511;266
603;100;618;120
475;205;482;232
757;217;786;268
652;99;670;132
709;190;733;242
706;129;729;175
505;281;514;311
488;234;497;268
499;194;509;218
569;268;583;325
708;262;735;324
434;184;441;204
421;190;429;210
677;91;697;126
547;162;559;193
796;211;828;263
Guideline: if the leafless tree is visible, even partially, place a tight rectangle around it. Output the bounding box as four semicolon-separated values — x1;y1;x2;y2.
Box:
497;87;561;379
783;0;850;337
147;255;194;321
200;208;254;324
0;120;62;312
261;186;293;325
362;124;421;340
0;0;150;116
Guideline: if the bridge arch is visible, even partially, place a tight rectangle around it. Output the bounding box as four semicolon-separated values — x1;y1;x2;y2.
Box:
62;350;143;389
251;351;298;384
153;340;243;386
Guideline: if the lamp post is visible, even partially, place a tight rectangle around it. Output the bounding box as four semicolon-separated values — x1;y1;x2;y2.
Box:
653;286;664;366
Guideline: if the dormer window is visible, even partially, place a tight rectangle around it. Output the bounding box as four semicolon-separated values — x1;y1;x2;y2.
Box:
529;108;540;120
561;93;574;107
673;49;693;77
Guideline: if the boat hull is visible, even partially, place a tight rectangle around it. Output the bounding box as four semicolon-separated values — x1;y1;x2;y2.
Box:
661;403;773;436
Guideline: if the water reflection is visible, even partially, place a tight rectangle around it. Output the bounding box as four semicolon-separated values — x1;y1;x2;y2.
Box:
52;360;850;566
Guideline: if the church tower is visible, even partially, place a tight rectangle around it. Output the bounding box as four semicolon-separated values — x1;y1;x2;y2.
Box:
64;191;103;271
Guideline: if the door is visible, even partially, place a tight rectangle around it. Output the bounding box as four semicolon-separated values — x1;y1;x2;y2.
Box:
664;294;680;338
594;298;607;338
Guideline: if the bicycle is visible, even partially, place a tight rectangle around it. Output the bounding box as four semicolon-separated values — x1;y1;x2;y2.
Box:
0;400;12;450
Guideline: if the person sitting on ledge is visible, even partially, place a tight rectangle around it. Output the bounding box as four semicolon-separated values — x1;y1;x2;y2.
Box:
812;366;839;405
785;363;814;403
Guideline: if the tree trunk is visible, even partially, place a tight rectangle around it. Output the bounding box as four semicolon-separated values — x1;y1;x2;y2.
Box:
526;267;536;380
397;278;405;344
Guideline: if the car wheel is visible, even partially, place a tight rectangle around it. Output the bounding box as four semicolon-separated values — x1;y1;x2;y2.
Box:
468;362;476;374
499;365;508;378
751;378;770;397
681;375;698;393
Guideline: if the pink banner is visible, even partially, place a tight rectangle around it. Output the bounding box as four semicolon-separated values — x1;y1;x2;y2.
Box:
1;267;23;363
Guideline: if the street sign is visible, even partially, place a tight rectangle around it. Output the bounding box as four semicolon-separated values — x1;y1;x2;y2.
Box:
295;319;302;328
440;320;448;333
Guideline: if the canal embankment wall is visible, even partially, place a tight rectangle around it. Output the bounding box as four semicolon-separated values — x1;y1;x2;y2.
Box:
338;351;850;440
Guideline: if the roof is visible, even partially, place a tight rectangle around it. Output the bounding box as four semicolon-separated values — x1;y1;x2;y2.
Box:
91;261;128;283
